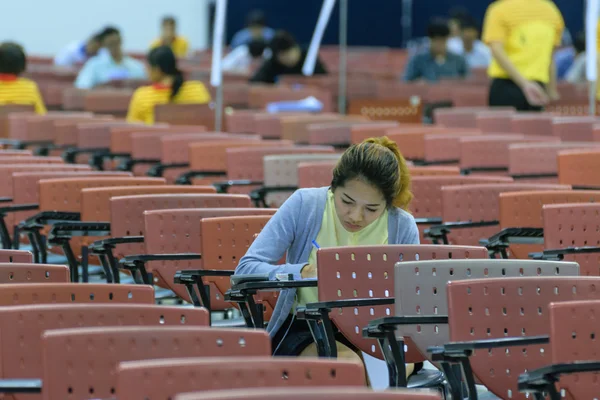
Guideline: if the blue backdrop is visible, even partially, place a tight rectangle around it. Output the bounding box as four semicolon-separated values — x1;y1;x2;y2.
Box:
225;0;584;48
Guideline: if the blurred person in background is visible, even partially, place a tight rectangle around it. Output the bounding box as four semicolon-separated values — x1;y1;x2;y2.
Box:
448;6;469;39
250;30;327;84
482;0;564;110
127;46;210;124
222;37;270;73
0;42;46;114
230;10;275;49
150;16;189;58
74;26;147;89
403;18;469;82
447;15;491;69
54;30;104;67
558;32;586;83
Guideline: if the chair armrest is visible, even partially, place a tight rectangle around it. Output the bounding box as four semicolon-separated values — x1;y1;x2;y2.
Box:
48;221;111;240
0;139;53;150
146;162;190;177
19;211;81;230
174;269;235;284
414;217;443;225
425;220;499;244
120;253;201;266
249;186;298;207
88;236;144;253
430;335;549;359
542;246;600;259
518;361;600;395
226;279;318;300
485;227;545;258
90;151;130;170
0;379;42;393
175;170;227;185
299;298;394;320
116;157;161;172
212;180;264;193
62;147;109;164
364;316;449;337
0;203;38;215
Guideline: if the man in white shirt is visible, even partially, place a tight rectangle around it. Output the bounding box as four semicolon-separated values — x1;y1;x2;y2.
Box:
54;32;103;67
74;27;147;89
222;38;271;73
447;15;491;69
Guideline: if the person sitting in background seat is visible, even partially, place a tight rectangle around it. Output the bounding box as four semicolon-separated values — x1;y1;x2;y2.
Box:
54;30;104;67
0;42;46;114
126;46;210;125
250;30;327;84
403;18;469;82
230;10;275;49
74;26;147;89
447;15;491;69
150;16;189;58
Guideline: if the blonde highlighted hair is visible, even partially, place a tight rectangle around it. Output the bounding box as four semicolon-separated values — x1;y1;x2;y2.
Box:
331;136;413;210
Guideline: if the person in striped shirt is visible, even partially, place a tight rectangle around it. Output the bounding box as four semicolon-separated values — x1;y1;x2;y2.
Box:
126;46;210;125
0;42;46;114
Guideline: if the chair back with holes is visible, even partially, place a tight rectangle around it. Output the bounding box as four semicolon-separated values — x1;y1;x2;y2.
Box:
264;154;341;207
510;114;555;136
395;259;579;363
0;263;70;283
110;194;252;264
110;124;194;154
175;388;442;400
144;208;275;307
298;161;337;188
11;172;132;231
475;110;515;132
201;215;279;316
226;146;334;194
433;107;501;128
548;300;600;399
0;304;207;400
307;120;375;146
117;357;366;400
0;250;32;263
316;245;489;362
154;103;215;128
447;277;600;400
188;140;293;172
38;177;166;213
0;164;90;199
552;117;596;141
440;184;571;246
459;135;559;172
423;132;481;164
41;327;271;400
409;166;461;176
75;121;136;148
558;149;600;188
543;203;600;276
160;134;260;164
0;283;153;305
498;190;600;258
508;142;599;180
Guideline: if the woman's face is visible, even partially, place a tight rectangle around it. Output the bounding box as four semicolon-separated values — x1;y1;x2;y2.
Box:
333;178;387;233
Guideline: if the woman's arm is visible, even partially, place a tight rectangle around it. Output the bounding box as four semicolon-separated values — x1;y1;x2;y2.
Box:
236;190;308;280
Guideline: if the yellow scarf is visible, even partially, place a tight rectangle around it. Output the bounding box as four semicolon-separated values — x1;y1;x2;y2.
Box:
294;190;389;310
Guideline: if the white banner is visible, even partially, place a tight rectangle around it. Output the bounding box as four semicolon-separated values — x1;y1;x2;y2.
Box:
302;0;336;76
586;0;599;82
210;0;228;87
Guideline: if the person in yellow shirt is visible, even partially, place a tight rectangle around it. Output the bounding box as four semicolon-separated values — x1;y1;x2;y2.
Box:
150;16;189;58
482;0;564;111
126;46;211;125
0;42;46;115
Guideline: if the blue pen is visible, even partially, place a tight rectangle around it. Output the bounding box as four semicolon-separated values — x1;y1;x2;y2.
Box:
312;240;321;249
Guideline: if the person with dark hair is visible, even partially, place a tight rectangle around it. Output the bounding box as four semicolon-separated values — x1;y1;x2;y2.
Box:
403;18;469;82
126;46;210;124
74;26;147;89
222;37;270;73
150;16;189;58
230;9;275;49
0;42;46;114
482;0;564;111
250;31;327;84
448;6;469;38
236;136;420;381
447;15;491;68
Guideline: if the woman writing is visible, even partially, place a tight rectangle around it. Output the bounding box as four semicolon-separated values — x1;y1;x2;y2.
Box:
126;45;210;125
236;137;419;380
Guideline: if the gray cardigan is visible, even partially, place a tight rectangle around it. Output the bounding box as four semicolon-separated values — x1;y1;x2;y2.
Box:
235;187;420;336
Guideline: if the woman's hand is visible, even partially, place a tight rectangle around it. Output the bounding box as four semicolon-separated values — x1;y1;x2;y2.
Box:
301;264;317;279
